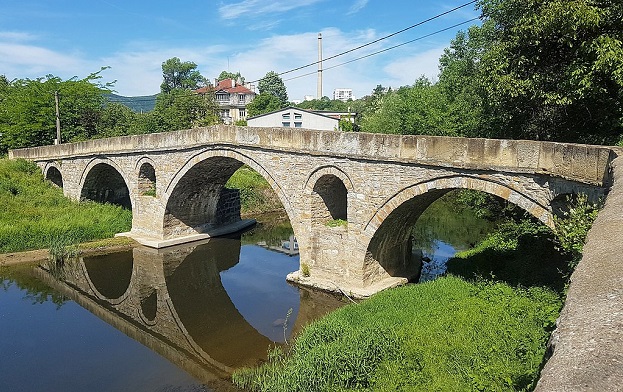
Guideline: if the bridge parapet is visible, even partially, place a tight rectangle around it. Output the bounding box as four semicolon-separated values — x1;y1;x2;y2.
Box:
9;126;615;186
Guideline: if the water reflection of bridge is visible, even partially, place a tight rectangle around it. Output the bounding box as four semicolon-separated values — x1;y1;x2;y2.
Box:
35;237;342;388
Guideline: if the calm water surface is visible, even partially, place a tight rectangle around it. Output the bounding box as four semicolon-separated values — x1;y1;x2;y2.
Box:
0;224;345;392
0;198;491;391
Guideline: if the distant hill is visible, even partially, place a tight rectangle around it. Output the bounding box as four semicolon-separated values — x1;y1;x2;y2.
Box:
105;93;157;113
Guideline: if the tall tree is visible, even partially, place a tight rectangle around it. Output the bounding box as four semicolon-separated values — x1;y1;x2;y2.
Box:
246;93;282;117
0;70;111;151
218;71;245;84
160;57;207;93
474;0;623;143
258;71;288;107
360;77;457;136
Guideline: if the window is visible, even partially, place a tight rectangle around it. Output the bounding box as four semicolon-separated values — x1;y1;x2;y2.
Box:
238;94;245;103
282;113;291;119
282;122;291;127
216;93;229;102
294;122;302;128
294;113;302;120
239;109;246;118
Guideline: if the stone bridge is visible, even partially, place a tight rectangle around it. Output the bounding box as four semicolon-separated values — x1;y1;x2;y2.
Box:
10;125;614;297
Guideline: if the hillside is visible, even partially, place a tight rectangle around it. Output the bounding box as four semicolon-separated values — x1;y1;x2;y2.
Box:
105;93;157;113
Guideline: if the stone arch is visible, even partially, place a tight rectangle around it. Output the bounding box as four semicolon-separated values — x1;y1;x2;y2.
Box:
79;158;132;209
44;164;63;188
304;166;354;226
137;160;157;197
163;148;296;239
361;175;553;286
80;250;135;306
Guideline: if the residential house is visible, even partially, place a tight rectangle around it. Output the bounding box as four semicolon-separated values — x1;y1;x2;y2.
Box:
196;78;256;124
247;107;356;131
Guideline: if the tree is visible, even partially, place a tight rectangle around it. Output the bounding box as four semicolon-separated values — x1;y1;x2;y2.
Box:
151;88;219;131
436;28;487;138
0;70;111;151
246;93;283;117
474;0;623;144
160;57;207;93
218;71;245;84
258;71;288;107
360;78;457;136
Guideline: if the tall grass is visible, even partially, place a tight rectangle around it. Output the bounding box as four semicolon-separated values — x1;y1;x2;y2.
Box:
0;158;132;253
226;165;283;214
233;276;562;391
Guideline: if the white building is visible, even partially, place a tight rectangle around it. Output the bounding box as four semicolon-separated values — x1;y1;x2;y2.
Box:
333;88;354;102
248;107;341;131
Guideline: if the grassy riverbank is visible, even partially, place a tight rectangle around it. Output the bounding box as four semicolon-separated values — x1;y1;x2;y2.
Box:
233;275;562;391
0;159;132;253
233;209;574;391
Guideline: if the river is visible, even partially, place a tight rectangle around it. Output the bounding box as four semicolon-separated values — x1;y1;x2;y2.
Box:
0;198;492;391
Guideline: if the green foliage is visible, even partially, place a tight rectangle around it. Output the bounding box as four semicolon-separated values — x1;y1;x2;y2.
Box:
47;234;80;266
0;70;111;151
296;97;350;112
151;88;220;131
0;158;132;253
234;119;247;126
160;57;207;93
360;77;459;136
225;165;282;214
300;262;310;277
258;71;288;107
233;276;562;391
338;119;354;132
325;219;347;228
474;0;623;143
247;93;283;117
553;194;601;268
218;71;245;84
448;218;570;292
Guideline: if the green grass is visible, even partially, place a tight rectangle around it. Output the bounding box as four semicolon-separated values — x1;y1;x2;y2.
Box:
0;158;132;253
226;165;283;214
233;276;562;391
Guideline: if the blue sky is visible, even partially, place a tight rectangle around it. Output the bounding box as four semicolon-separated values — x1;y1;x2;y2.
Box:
0;0;480;101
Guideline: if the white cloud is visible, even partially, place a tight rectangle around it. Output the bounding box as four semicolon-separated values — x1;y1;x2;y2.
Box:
0;27;447;100
0;31;37;42
219;0;324;20
383;47;445;87
348;0;369;15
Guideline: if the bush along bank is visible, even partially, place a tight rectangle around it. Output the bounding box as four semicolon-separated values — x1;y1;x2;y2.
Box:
0;158;132;253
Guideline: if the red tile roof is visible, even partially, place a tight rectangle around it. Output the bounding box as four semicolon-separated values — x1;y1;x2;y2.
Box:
195;78;255;95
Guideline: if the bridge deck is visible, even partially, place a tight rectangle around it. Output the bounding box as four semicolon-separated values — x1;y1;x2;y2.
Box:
536;156;623;391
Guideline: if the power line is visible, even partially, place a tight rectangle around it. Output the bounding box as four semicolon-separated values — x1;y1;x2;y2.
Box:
282;18;480;83
247;0;477;85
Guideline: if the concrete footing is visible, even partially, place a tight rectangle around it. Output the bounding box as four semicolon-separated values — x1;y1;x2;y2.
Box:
286;270;408;299
116;219;256;249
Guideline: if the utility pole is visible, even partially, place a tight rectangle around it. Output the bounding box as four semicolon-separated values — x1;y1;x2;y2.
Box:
317;33;323;100
54;91;61;144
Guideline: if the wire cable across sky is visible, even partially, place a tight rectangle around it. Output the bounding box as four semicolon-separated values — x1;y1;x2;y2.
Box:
282;17;480;83
246;0;478;85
